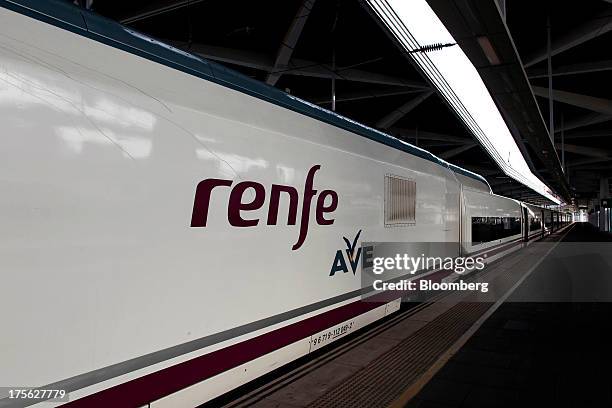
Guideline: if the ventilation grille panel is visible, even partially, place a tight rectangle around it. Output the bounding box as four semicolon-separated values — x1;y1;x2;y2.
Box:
384;174;416;226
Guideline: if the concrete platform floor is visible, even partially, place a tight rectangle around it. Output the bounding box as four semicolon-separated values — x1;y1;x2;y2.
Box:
406;223;612;408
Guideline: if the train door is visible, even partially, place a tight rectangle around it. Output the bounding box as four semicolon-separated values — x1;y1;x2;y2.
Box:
459;184;464;256
551;212;554;232
523;206;528;242
443;175;461;255
551;212;556;232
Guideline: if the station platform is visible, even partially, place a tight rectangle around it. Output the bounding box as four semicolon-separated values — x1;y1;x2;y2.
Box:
211;223;612;408
405;223;612;408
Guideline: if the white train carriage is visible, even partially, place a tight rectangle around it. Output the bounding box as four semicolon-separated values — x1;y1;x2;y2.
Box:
0;1;564;407
461;189;523;259
523;202;545;240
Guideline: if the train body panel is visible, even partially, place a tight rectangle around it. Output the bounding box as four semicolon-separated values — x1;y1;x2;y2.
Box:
523;203;545;239
451;170;491;194
0;2;461;397
461;190;523;254
543;208;553;233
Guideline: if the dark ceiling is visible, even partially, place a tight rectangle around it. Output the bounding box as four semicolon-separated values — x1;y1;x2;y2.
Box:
86;0;611;206
506;0;612;205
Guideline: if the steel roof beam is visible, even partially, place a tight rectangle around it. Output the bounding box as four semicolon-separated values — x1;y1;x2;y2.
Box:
167;42;273;70
420;141;467;147
556;112;612;133
460;167;500;177
488;179;512;187
312;88;422;104
555;143;610;158
564;129;612;139
168;41;427;87
119;0;206;25
376;90;433;129
527;59;612;78
523;6;612;68
572;163;612;171
438;142;477;159
390;128;471;144
532;86;612;116
568;157;612;167
300;62;427;88
266;0;315;86
494;184;529;194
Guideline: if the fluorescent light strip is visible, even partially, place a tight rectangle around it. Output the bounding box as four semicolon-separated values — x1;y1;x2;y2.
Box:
378;0;559;202
372;1;506;171
365;0;560;204
371;1;504;169
371;4;487;147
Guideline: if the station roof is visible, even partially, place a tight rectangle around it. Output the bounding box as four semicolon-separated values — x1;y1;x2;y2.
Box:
87;0;611;205
506;0;612;205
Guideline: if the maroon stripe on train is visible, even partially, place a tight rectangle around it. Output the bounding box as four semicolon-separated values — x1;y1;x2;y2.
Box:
62;296;389;407
61;245;513;407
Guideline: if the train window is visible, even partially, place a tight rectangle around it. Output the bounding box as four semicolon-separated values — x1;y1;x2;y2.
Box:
384;174;416;226
471;216;521;243
530;218;542;231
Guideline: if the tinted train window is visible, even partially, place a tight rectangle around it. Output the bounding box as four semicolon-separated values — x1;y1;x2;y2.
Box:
384;174;416;226
471;217;521;243
530;219;542;231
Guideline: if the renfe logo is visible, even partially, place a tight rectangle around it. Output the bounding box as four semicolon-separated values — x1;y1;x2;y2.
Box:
190;165;338;250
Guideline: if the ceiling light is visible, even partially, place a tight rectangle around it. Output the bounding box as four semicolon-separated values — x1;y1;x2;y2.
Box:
364;0;561;204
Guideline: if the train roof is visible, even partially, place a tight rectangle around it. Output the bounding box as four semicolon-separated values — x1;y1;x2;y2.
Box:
2;0;490;189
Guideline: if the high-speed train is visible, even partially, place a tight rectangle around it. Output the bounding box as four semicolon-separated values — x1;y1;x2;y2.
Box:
0;1;571;407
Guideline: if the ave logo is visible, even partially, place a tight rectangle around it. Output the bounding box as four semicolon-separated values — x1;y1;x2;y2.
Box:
330;230;363;276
